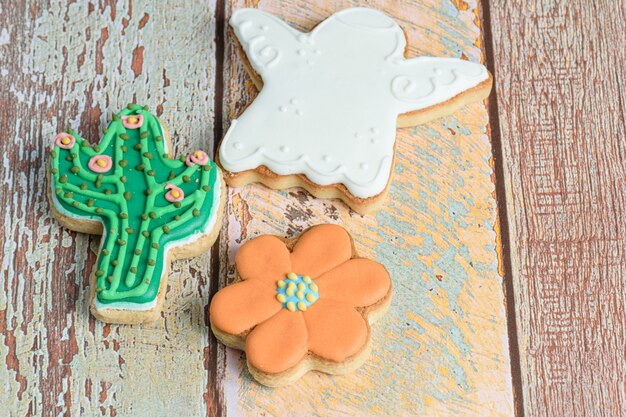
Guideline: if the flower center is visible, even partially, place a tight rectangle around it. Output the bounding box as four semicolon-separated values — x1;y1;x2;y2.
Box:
127;116;138;124
61;137;71;145
276;272;318;312
96;159;107;167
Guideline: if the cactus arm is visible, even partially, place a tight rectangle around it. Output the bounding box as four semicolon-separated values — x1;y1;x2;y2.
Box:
52;188;120;272
145;117;186;171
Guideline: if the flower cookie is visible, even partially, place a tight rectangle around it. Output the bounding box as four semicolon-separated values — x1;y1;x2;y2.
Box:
218;7;492;214
209;224;392;386
48;104;225;324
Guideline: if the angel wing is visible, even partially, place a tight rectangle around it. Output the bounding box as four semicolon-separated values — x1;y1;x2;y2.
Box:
230;8;409;78
388;57;490;114
229;8;304;77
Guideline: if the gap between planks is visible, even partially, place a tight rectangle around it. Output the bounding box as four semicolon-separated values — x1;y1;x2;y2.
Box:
206;1;228;416
479;0;525;416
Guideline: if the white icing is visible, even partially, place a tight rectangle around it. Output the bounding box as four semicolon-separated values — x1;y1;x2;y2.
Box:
92;296;158;312
51;140;223;312
220;7;489;198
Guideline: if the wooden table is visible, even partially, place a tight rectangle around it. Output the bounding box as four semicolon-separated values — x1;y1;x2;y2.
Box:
0;1;623;416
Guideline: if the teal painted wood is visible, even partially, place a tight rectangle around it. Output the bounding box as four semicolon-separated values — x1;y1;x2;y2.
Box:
0;1;222;415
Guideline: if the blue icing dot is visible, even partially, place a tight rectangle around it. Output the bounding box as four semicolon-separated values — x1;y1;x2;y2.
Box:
276;275;319;311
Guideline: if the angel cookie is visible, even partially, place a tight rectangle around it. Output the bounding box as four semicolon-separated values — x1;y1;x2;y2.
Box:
218;7;492;214
209;224;392;386
48;104;225;324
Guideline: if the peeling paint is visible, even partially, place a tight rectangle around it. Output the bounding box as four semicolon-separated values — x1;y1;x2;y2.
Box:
1;0;219;415
0;28;9;46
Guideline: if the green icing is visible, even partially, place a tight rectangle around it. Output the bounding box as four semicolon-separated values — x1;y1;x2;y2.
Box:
50;104;220;305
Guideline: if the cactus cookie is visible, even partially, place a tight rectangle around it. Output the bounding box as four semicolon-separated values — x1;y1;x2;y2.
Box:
48;104;225;324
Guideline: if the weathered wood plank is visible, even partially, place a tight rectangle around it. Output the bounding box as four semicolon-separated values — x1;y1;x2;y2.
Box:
218;1;514;415
0;1;220;415
488;1;626;416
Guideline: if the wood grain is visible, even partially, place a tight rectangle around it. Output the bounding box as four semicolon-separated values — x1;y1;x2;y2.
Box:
217;0;514;415
0;1;222;415
0;0;525;415
487;0;626;416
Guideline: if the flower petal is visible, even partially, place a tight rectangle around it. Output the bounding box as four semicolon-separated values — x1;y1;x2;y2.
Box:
210;280;281;335
316;258;391;307
235;235;292;285
303;298;368;362
290;224;353;278
246;309;308;374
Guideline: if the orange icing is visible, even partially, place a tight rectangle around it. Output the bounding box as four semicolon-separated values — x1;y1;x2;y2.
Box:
303;298;368;362
246;310;308;374
316;258;391;307
209;224;391;375
290;224;353;277
235;235;292;285
210;281;280;335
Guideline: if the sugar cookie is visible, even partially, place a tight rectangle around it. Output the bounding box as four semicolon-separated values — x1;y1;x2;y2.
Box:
218;7;492;214
48;104;225;324
209;224;392;386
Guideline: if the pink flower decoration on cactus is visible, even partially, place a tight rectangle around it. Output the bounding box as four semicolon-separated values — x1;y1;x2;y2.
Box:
54;132;76;149
121;114;144;129
88;155;113;173
186;150;209;167
165;184;184;203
